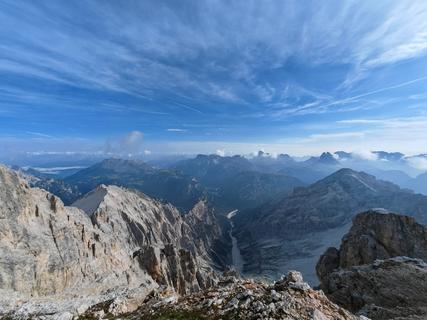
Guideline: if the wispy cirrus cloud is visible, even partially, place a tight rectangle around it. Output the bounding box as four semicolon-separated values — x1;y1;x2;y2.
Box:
167;128;187;133
337;116;427;129
1;1;427;154
25;131;53;138
1;1;426;106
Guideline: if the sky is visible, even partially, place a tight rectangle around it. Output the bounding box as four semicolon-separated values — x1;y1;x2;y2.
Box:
1;0;427;157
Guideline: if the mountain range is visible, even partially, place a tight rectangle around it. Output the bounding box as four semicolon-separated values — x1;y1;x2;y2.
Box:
172;154;305;210
12;153;427;284
17;151;427;210
2;157;427;318
64;158;208;212
21;156;307;214
234;168;427;283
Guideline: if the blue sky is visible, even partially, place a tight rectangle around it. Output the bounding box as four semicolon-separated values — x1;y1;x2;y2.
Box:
1;0;427;156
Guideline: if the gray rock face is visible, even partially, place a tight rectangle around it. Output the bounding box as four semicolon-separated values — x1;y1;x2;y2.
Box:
317;209;427;320
0;165;217;317
74;184;219;295
338;210;427;268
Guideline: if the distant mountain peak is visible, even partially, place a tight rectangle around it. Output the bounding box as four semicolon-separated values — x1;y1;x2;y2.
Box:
314;168;403;195
320;167;373;183
328;167;358;176
257;150;271;157
320;152;339;163
277;153;294;161
305;152;339;165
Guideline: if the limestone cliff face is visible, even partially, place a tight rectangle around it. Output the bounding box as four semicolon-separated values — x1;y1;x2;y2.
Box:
74;185;218;295
0;165;217;316
0;165;129;298
316;209;427;320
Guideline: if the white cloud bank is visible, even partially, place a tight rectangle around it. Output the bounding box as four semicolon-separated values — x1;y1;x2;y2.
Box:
407;156;427;171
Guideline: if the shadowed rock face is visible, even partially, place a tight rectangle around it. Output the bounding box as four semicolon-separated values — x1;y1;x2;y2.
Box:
321;257;427;320
317;209;427;320
0;165;218;317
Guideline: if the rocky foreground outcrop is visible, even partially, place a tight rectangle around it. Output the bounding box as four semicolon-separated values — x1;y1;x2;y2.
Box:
80;271;363;320
317;209;427;320
0;165;219;318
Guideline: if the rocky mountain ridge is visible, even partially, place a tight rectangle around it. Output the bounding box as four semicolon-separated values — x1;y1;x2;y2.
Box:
3;162;427;319
234;168;427;283
317;210;427;320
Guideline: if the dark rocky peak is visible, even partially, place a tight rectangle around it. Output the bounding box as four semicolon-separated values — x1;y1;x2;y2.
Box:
319;152;340;164
277;153;293;161
316;210;427;319
317;209;427;279
257;150;271;157
339;210;427;268
305;152;340;166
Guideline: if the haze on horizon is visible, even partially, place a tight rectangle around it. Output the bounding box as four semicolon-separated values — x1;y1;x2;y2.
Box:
1;1;427;157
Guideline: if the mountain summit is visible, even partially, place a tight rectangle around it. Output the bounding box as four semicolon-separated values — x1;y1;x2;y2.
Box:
305;152;340;166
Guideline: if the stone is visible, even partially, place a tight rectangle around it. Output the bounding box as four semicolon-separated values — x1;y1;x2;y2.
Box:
312;309;328;320
317;209;427;320
111;274;359;319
